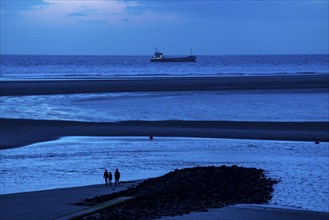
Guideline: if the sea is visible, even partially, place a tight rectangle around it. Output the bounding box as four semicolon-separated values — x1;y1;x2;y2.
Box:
0;54;329;212
1;54;328;79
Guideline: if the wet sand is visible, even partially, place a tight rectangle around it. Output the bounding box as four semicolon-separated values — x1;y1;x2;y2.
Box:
0;181;143;220
0;182;328;220
160;205;329;220
1;118;328;149
1;75;328;96
1;75;328;219
1;75;328;149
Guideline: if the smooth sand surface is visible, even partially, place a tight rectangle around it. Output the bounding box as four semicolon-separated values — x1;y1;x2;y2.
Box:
1;182;328;220
1;75;328;96
1;119;328;149
1;75;328;149
0;181;143;220
1;76;328;219
160;205;329;220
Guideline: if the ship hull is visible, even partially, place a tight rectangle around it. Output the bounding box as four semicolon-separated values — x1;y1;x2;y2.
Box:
151;56;196;62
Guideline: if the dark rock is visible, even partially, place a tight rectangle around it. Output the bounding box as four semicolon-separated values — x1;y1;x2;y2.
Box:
79;166;278;220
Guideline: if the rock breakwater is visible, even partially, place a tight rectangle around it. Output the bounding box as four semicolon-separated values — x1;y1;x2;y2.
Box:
79;165;278;219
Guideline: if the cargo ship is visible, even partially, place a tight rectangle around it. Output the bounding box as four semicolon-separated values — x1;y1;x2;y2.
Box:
150;49;196;62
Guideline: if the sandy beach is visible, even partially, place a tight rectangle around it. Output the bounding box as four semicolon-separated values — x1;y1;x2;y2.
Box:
1;75;328;219
1;75;328;96
0;181;328;220
1;118;328;149
0;181;143;220
1;75;328;149
2;0;328;218
161;205;329;220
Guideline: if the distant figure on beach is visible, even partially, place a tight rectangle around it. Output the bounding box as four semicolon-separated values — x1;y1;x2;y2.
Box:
149;136;154;140
103;169;109;185
115;169;120;186
108;172;113;186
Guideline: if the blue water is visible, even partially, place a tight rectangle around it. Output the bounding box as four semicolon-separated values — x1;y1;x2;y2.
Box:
1;55;328;79
1;137;328;212
1;90;328;122
1;54;329;212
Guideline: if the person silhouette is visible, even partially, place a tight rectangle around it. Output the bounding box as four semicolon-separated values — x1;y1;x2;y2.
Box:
115;169;120;186
103;169;109;185
108;172;113;186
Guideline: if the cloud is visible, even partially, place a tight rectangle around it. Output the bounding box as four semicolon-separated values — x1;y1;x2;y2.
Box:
138;1;328;22
1;0;47;11
0;0;48;17
67;12;88;17
2;0;328;55
77;19;108;24
10;0;186;27
125;4;147;16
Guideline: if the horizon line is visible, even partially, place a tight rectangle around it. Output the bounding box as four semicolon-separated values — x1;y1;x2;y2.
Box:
1;53;328;57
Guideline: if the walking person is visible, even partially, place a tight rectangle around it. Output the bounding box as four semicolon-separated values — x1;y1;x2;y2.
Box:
108;172;113;186
103;169;109;185
115;168;120;186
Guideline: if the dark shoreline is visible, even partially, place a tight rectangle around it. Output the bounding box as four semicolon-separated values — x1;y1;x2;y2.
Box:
1;178;328;220
1;75;328;96
1;118;328;149
1;75;328;149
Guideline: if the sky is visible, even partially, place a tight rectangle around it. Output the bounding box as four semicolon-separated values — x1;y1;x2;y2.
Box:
1;0;328;55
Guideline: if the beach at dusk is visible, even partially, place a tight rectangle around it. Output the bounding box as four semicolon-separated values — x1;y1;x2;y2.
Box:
1;0;329;219
1;75;329;219
1;75;328;96
1;75;328;150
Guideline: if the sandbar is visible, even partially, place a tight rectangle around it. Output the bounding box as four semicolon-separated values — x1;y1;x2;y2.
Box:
1;75;328;96
1;75;328;148
1;119;328;149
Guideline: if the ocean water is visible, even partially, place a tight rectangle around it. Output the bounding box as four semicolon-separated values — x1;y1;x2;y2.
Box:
0;137;328;212
1;90;328;122
1;54;328;79
1;54;329;213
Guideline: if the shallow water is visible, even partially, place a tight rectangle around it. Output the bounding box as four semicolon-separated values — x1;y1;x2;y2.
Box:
0;137;328;212
1;90;328;122
1;54;328;213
